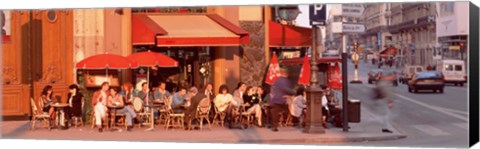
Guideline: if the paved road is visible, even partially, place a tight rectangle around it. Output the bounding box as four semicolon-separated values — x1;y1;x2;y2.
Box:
344;61;469;148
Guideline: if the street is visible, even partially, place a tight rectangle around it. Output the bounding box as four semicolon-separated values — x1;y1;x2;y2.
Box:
345;60;469;148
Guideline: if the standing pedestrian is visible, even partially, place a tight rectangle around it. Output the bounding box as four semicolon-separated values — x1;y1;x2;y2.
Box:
270;67;295;132
375;73;395;133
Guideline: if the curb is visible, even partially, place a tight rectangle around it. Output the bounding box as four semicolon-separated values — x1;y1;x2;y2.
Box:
238;134;407;144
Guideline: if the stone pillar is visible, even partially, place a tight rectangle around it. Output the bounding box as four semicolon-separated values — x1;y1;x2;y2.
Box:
121;8;132;83
303;88;325;133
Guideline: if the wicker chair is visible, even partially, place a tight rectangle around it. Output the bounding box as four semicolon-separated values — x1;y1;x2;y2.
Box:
30;98;51;131
212;105;227;127
132;97;151;128
164;97;184;130
192;98;212;130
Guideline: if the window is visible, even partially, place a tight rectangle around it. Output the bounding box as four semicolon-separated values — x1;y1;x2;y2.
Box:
445;64;453;71
440;2;455;16
0;10;11;43
454;65;462;71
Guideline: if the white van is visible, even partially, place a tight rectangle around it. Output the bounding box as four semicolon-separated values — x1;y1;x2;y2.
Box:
435;59;467;86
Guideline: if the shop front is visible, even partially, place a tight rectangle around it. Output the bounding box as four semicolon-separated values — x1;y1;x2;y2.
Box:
131;12;249;91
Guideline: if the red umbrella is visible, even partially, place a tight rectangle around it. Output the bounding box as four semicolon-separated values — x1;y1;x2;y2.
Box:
127;50;178;88
76;54;138;69
298;54;311;86
265;52;280;85
75;53;139;82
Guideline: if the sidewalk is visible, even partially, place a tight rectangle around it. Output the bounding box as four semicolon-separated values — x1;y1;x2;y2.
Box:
1;107;406;144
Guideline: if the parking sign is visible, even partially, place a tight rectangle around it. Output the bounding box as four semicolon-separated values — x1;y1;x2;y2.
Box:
309;4;326;26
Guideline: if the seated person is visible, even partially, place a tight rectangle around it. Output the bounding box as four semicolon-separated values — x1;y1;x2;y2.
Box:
108;87;143;131
290;87;307;127
320;85;332;128
65;84;84;128
40;85;55;126
92;82;110;132
153;81;171;104
170;87;190;113
119;82;136;105
137;82;154;105
214;84;238;126
242;86;263;127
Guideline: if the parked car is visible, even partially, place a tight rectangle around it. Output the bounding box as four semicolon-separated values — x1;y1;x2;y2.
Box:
435;59;467;86
368;69;398;86
407;71;445;93
399;65;424;84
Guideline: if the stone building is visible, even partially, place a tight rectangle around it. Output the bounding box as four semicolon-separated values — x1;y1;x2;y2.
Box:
436;2;469;63
362;2;437;67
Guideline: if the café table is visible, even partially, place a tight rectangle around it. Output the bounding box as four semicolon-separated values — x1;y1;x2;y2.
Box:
144;103;162;131
51;103;69;129
107;104;125;131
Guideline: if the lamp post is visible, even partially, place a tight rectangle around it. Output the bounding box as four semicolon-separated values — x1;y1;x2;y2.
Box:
303;4;327;134
277;7;325;133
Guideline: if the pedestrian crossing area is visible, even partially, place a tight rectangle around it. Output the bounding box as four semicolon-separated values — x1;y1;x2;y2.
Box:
410;122;469;137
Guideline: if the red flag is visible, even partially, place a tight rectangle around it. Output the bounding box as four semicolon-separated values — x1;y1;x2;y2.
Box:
328;62;342;89
265;52;280;85
298;55;310;86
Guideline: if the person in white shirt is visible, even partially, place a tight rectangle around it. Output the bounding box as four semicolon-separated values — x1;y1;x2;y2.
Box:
290;87;307;127
92;82;110;132
320;85;331;128
214;84;237;127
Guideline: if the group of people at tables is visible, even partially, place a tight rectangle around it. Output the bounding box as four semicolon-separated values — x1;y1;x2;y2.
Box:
38;69;342;132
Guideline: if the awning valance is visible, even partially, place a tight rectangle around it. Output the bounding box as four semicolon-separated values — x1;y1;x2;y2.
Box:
132;14;250;47
269;21;312;47
281;57;342;65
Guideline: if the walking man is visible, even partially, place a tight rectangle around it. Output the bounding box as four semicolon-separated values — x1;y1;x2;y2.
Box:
270;67;294;132
376;73;395;133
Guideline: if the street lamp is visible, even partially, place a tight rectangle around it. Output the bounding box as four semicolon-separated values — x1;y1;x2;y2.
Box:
277;5;301;25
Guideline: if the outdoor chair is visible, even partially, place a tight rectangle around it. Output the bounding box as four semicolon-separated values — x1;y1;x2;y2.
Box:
109;111;127;129
90;111;109;129
30;98;51;131
239;105;255;128
164;97;185;130
132;97;151;128
212;105;227;127
70;116;84;128
189;98;212;130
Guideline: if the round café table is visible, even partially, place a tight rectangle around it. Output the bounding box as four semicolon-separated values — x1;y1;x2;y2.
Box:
51;103;69;129
144;103;162;131
107;105;125;131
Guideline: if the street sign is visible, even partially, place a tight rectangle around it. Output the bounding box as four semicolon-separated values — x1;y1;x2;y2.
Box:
331;22;366;33
341;4;365;17
309;4;327;26
329;4;365;17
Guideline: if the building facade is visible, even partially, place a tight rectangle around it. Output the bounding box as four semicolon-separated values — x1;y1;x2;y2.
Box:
1;6;272;117
436;2;469;63
362;2;437;67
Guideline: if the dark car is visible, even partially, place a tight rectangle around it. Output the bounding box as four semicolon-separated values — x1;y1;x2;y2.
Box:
407;71;445;93
368;69;398;86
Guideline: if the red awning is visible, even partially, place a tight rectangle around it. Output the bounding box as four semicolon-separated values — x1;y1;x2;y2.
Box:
132;14;249;47
281;57;342;65
132;14;168;45
269;21;312;47
379;47;398;57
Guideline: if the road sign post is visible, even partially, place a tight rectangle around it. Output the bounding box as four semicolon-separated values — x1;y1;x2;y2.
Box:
304;4;326;134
